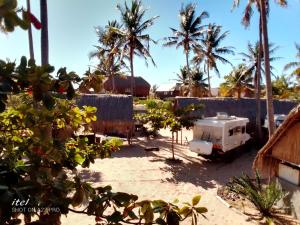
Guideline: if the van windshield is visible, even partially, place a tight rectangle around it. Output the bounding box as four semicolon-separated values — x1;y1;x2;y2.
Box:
193;125;222;143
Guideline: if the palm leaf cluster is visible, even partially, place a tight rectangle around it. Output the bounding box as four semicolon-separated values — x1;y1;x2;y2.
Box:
164;4;234;96
116;0;158;67
221;64;253;99
227;172;285;217
284;43;300;79
164;3;208;54
175;66;208;97
240;42;280;77
89;20;126;92
193;23;234;77
164;4;209;95
91;0;158;95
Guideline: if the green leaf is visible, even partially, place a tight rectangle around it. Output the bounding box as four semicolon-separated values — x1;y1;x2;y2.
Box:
128;211;138;220
192;195;201;206
107;211;123;223
155;218;167;225
179;206;191;217
195;207;208;214
74;154;85;165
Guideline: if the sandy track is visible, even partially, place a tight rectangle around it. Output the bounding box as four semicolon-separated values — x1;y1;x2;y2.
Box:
62;129;257;225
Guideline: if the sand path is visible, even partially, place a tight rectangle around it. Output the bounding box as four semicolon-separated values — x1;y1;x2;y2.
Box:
62;129;257;225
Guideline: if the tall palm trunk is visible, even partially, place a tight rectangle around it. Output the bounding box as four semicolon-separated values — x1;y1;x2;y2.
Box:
255;14;263;145
206;62;211;97
109;56;115;93
27;0;34;60
40;0;49;65
129;45;135;96
185;50;192;97
237;89;241;99
259;0;275;137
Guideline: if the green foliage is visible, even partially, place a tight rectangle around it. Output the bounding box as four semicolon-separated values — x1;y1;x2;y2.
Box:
0;57;207;225
227;172;285;217
135;101;203;136
271;75;294;99
220;64;254;99
0;0;29;32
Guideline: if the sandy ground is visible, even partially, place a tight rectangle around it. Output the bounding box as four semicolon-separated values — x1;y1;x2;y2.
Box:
61;129;258;225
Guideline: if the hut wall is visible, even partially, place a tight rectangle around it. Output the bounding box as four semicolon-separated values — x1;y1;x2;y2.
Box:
276;178;300;220
272;122;300;165
77;94;134;137
175;97;297;133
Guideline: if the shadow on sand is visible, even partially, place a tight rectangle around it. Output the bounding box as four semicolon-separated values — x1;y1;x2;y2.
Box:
111;137;257;190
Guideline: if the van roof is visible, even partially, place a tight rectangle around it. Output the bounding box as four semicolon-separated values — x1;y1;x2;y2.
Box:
194;117;249;127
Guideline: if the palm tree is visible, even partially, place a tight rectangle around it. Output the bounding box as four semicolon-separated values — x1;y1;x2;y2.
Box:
116;0;158;96
240;41;280;142
193;23;234;96
26;0;34;60
40;0;49;65
89;21;124;92
221;64;254;99
232;0;287;137
79;68;105;93
164;4;208;95
272;75;293;99
174;66;189;96
284;43;300;80
190;68;208;97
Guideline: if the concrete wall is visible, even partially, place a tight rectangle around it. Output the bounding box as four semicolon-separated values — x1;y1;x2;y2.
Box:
277;178;300;220
175;97;298;132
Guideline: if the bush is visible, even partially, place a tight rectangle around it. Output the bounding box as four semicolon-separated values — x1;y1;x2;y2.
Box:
227;172;285;217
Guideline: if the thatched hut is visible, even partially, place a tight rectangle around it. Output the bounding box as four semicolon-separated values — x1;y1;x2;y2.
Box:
77;94;134;139
253;104;300;185
103;76;150;97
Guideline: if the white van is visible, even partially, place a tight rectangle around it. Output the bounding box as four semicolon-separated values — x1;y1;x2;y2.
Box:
189;113;251;156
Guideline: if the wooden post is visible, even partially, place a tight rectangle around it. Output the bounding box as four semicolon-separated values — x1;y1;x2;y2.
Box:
172;132;175;160
181;129;183;145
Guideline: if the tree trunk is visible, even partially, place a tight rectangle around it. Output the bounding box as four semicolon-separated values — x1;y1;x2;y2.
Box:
259;0;275;137
112;75;116;93
186;51;192;97
109;56;115;93
27;0;34;60
237;90;241;99
255;14;263;145
207;63;212;97
40;0;49;65
129;46;135;96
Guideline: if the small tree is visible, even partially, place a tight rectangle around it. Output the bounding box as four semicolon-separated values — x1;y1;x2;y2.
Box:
135;100;203;162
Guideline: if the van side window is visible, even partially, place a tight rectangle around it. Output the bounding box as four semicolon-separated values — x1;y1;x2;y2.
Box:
234;126;241;134
242;126;246;133
229;129;233;136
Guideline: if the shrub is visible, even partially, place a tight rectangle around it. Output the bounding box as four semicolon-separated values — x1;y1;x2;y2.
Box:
227;171;285;217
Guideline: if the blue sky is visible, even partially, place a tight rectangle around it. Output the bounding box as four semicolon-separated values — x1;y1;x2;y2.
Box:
0;0;299;88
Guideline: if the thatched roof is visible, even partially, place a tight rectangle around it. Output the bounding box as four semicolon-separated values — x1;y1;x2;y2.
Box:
253;104;300;177
104;76;150;89
77;94;133;122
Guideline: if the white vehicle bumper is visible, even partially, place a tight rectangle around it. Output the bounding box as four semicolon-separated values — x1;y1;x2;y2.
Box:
189;140;213;155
